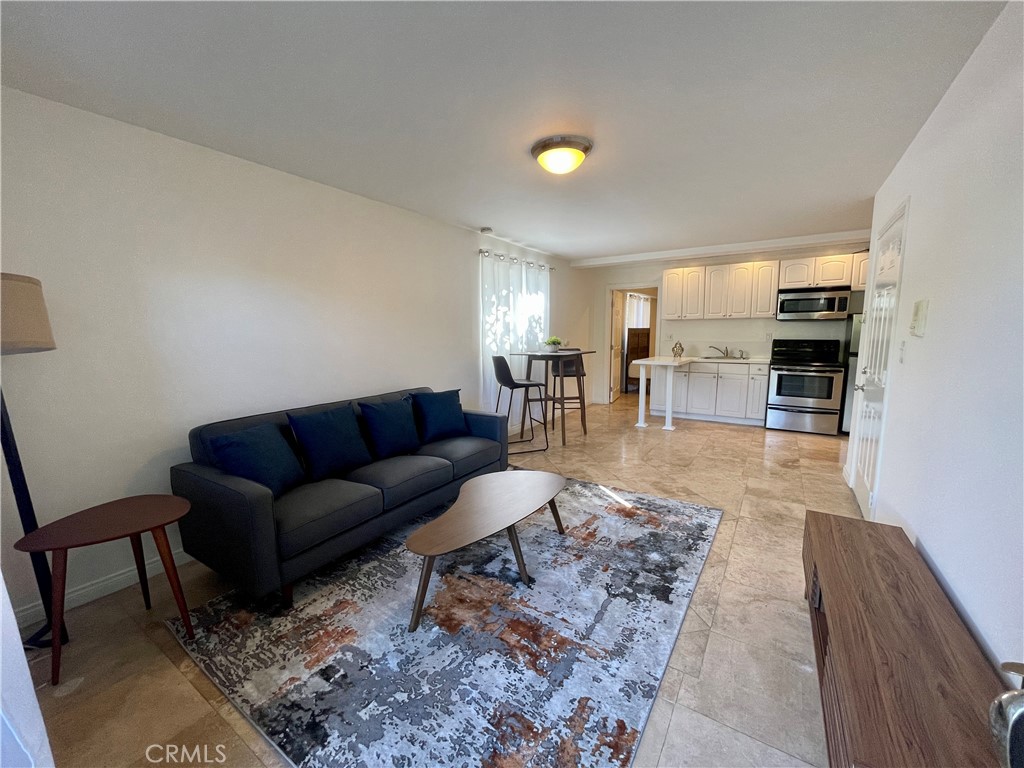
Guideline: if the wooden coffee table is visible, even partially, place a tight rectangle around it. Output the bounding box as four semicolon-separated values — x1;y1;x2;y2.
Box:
14;494;195;685
405;470;567;631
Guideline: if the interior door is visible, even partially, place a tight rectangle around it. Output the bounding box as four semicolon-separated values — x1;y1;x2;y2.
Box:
850;202;907;517
609;291;624;402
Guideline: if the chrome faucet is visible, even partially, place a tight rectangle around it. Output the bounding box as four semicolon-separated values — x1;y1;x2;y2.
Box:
708;345;729;358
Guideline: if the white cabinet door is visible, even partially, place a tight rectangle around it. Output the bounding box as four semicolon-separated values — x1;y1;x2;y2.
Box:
746;374;768;420
680;267;705;319
650;367;666;409
687;372;718;415
852;252;870;291
814;254;853;286
726;263;753;318
751;260;779;318
715;366;749;418
672;372;689;413
779;258;815;289
704;265;729;318
661;269;683;319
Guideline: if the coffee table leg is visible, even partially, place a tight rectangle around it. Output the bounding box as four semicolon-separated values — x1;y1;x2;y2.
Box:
548;498;565;534
409;555;435;632
151;526;194;640
129;533;152;610
506;525;532;585
50;548;68;686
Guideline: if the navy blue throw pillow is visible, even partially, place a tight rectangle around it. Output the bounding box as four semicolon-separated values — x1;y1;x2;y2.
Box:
209;423;304;498
287;406;373;482
411;390;469;443
359;397;421;459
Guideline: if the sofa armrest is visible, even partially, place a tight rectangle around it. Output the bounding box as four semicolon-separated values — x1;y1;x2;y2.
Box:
464;409;508;470
169;462;282;598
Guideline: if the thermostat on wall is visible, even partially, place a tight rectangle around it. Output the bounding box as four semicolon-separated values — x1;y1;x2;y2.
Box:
909;299;929;337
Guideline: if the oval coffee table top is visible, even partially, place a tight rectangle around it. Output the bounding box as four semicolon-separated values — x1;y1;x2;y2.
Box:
406;470;566;557
14;494;191;553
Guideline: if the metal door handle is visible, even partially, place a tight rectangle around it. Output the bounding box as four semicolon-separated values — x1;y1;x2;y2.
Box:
853;384;865;391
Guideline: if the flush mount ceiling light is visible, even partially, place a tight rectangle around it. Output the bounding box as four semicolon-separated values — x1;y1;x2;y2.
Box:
530;135;593;175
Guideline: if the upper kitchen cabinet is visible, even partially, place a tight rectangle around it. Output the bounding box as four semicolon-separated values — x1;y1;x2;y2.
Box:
706;263;752;319
852;251;870;291
814;254;854;287
751;260;779;318
779;254;854;289
661;266;705;319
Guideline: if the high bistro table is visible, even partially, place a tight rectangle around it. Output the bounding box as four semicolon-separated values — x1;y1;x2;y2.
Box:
512;350;596;446
14;494;195;685
632;355;699;431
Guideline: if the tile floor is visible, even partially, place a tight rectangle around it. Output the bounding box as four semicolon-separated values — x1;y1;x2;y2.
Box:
24;395;861;767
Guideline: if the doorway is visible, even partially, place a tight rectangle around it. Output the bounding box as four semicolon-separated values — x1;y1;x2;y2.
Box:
608;287;658;403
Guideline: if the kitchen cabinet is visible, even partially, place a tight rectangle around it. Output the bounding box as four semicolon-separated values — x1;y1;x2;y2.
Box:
813;254;853;287
779;257;815;289
661;268;683;319
852;251;870;291
746;367;769;420
779;255;854;289
686;365;718;415
650;367;689;413
715;364;749;418
750;261;779;318
706;263;752;319
661;266;705;319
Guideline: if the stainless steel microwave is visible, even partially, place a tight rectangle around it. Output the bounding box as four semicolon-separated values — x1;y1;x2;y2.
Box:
777;288;851;321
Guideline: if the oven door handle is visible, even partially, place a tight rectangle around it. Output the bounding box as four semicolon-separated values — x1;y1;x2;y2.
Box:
768;405;836;414
771;367;844;375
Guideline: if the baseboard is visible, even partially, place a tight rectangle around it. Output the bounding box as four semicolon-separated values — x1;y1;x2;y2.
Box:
13;548;192;631
647;408;764;428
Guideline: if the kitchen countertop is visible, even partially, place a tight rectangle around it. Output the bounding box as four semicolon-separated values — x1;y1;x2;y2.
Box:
634;356;770;366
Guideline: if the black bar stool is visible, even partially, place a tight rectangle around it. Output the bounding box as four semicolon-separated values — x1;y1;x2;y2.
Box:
491;355;549;453
548;349;588;437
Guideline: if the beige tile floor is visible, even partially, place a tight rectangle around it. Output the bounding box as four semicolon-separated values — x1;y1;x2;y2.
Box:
25;394;861;767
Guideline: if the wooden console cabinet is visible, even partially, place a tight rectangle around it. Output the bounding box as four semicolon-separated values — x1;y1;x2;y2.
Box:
802;510;1005;767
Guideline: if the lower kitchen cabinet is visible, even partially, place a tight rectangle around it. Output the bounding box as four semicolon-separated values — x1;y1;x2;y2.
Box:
650;368;689;414
686;372;718;415
714;365;749;418
746;374;768;420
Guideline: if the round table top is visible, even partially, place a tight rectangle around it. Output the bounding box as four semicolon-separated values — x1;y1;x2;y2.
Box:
13;494;191;553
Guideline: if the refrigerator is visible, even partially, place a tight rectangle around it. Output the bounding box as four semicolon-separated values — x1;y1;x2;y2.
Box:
841;292;865;433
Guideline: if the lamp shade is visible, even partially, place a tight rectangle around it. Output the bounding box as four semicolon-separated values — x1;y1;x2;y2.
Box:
531;135;594;175
1;274;56;355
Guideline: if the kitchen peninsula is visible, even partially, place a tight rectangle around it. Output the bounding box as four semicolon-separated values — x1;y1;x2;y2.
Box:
633;355;771;430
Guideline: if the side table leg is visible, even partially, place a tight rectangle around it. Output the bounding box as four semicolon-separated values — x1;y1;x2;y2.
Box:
50;548;68;686
506;525;532;585
408;555;435;632
151;526;194;640
129;533;152;610
548;498;565;534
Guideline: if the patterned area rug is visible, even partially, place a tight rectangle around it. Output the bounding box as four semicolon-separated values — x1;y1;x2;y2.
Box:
168;478;721;768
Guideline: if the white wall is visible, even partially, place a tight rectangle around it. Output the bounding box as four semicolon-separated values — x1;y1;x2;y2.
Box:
856;4;1022;671
0;88;576;623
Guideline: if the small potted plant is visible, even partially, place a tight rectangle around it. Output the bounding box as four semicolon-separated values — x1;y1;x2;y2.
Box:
543;336;563;352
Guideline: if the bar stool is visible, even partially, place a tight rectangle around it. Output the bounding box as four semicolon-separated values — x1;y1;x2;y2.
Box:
548;349;588;437
491;355;549;453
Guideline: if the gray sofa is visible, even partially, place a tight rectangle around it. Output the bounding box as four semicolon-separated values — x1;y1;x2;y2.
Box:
169;387;507;603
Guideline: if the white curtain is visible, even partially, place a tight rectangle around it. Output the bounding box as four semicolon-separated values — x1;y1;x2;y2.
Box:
480;253;550;410
625;293;651;329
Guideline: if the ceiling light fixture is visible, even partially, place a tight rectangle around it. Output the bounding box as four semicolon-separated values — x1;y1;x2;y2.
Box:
530;135;593;175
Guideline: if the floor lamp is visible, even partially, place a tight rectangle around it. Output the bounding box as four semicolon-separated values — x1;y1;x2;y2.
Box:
1;273;68;649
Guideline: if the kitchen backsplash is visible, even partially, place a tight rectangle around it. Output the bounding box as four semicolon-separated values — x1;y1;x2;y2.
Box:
659;317;846;358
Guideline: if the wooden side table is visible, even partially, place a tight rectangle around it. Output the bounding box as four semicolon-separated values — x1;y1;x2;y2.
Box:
14;494;196;685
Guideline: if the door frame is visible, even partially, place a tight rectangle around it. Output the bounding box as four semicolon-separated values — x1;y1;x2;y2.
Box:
598;281;661;406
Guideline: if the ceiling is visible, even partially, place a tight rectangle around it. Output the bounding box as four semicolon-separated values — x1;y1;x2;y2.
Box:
0;2;1004;262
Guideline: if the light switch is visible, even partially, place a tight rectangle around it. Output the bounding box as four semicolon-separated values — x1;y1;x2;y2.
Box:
910;299;929;337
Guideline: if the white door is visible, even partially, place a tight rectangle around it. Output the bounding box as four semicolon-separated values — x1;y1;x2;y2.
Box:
746;374;768;420
715;368;749;417
850;203;907;516
779;258;814;289
704;265;729;318
814;254;854;286
726;263;753;318
680;267;705;319
687;372;718;415
751;261;779;318
852;252;870;291
672;372;689;414
661;269;683;319
610;291;624;402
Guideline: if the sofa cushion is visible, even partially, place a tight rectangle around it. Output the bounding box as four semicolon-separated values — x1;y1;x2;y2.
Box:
416;436;501;479
410;389;469;443
359;397;421;459
209;423;305;498
287;406;372;481
346;455;453;510
274;479;383;559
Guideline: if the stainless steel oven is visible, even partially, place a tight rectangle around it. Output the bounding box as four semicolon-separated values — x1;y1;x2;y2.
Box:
766;339;844;435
